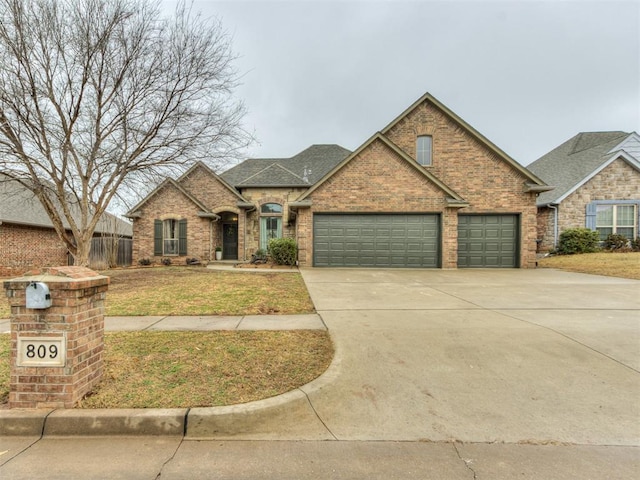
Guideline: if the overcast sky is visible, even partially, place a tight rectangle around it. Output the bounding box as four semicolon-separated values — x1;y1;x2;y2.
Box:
166;0;639;167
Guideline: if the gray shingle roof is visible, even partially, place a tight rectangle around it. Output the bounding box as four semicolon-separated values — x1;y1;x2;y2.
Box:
527;131;630;205
221;144;351;187
0;174;132;236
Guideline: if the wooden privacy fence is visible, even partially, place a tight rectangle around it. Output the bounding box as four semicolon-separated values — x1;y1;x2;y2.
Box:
89;237;132;269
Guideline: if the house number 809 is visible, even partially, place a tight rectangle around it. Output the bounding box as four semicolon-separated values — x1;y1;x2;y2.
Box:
25;343;58;359
17;336;66;367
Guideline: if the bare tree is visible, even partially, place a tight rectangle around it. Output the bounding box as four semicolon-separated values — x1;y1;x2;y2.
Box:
0;0;250;265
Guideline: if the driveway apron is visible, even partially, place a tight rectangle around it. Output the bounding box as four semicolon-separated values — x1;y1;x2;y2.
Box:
299;268;640;445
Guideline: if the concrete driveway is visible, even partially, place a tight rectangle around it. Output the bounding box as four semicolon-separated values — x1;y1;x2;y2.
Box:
299;268;640;445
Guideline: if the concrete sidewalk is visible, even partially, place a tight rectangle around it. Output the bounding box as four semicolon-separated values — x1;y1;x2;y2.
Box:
0;314;325;334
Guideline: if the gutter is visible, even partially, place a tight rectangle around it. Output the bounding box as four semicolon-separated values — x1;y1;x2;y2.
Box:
524;182;555;193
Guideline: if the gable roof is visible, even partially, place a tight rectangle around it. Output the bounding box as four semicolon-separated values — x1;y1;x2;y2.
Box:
381;92;550;190
126;178;217;219
296;132;468;207
177;161;248;202
0;174;132;236
220;144;351;187
527;131;640;205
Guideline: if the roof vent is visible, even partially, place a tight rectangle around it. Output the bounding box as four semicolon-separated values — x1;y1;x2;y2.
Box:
303;166;312;183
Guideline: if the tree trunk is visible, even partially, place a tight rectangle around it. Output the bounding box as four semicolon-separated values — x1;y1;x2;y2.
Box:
73;236;92;267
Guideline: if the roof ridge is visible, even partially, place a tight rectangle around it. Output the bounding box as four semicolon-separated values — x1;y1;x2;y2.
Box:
569;131;628;155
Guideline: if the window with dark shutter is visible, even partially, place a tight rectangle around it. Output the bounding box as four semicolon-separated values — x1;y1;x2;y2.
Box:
178;219;187;255
154;220;163;255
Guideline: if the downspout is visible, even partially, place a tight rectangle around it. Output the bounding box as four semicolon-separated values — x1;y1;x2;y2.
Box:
549;204;558;249
243;205;256;262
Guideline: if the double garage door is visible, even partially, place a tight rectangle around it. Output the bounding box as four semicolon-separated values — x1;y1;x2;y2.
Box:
313;213;519;268
313;214;440;268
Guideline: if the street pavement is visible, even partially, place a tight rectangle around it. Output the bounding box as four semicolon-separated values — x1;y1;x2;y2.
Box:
1;267;639;478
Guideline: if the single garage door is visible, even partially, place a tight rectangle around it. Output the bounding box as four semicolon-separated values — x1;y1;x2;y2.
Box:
313;214;440;267
457;215;519;268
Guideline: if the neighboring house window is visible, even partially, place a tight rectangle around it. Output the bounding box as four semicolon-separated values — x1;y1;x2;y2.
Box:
595;204;637;240
416;135;432;166
260;203;282;249
154;219;187;256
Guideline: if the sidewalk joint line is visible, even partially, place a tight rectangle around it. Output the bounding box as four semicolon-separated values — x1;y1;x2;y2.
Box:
453;442;477;479
298;388;338;440
143;316;168;331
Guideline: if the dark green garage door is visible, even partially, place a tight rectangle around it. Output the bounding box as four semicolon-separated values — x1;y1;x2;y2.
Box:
457;215;519;268
313;214;440;267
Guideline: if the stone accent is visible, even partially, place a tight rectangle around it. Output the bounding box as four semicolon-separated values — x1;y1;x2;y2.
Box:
4;266;109;409
238;187;308;257
536;159;640;251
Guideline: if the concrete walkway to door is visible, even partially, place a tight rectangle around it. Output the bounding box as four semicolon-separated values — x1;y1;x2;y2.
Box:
298;267;640;445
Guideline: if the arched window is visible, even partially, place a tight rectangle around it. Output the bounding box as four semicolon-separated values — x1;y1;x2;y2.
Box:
261;203;283;214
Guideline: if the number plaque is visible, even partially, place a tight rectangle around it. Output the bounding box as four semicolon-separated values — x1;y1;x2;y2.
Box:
17;335;66;367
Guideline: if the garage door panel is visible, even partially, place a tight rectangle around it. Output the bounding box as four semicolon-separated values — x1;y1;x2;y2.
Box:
458;215;518;268
314;214;440;267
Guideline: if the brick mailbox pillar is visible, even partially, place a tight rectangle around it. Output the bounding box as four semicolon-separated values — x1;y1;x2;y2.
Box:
3;266;109;409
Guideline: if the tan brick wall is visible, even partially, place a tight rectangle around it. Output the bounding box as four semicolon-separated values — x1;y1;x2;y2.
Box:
0;223;69;277
300;99;539;268
558;159;640;234
301;139;452;265
536;207;556;252
132;182;213;265
385;99;538;268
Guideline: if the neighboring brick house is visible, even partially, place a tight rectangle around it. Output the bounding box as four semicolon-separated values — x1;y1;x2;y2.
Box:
128;92;550;268
0;175;132;277
528;131;640;252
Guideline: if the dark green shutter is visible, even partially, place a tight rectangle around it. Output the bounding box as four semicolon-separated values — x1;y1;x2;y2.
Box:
178;219;187;255
154;220;163;255
585;203;597;230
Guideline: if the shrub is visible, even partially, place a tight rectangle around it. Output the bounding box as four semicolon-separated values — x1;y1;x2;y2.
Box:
161;257;172;266
268;238;297;265
603;233;629;251
138;258;152;266
557;228;600;255
633;237;640;252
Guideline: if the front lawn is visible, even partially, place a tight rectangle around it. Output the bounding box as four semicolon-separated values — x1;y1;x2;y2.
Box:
537;252;640;280
1;266;314;318
0;267;326;408
104;267;315;316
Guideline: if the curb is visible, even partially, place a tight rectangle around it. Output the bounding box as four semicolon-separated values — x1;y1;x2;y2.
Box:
0;339;342;438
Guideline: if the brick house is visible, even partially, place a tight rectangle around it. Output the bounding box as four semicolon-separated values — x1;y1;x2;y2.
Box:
127;92;550;268
528;131;640;251
0;175;132;277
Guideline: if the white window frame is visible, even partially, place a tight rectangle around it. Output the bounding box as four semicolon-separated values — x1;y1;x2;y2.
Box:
416;135;432;166
595;204;637;240
163;219;179;255
260;203;283;249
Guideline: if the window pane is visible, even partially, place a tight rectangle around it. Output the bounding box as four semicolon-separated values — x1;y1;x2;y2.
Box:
616;227;634;239
164;239;178;255
416;136;432;166
596;227;612;240
261;203;282;214
616;205;635;226
596;205;613;227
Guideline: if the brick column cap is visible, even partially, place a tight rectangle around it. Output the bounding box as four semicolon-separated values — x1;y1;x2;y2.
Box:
4;266;109;289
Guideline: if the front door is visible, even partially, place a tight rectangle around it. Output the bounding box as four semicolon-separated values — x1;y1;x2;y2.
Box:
222;223;238;260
